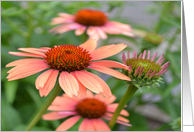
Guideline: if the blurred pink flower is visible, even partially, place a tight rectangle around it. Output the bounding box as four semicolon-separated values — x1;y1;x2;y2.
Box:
42;91;132;131
6;39;131;97
49;9;134;40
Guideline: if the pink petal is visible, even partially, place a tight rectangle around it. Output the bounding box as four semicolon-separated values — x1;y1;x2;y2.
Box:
8;51;44;58
78;119;87;131
92;118;111;131
91;43;127;60
147;50;150;59
51;17;74;25
94;94;116;104
85;90;94;98
90;60;129;70
107;21;132;31
122;53;126;64
59;71;79;97
132;51;137;58
94;27;107;39
42;111;76;120
35;69;53;89
105;113;129;123
156;54;164;64
142;50;146;59
107;104;129;116
86;26;95;36
75;26;87;35
48;105;76;111
86;119;96;131
6;59;45;67
18;48;45;56
56;116;81;131
70;72;87;99
39;69;59;97
58;13;74;18
51;96;79;106
7;64;49;81
88;32;100;40
151;52;158;61
103;116;132;127
79;38;97;53
89;65;131;81
74;71;103;93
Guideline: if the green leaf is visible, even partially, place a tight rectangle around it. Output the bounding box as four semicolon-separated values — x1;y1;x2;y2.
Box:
4;81;19;104
1;98;22;131
13;125;53;131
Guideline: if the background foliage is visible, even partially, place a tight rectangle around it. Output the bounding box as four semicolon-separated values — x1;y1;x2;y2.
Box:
1;1;181;131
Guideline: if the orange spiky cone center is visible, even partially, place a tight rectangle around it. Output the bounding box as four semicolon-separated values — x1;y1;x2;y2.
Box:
74;9;108;26
76;98;107;119
44;45;91;72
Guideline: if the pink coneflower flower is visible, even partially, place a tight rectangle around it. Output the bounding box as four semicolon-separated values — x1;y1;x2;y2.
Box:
6;39;131;97
122;50;169;88
49;9;134;40
42;90;132;131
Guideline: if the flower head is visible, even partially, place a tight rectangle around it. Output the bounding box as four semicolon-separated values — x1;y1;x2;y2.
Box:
6;39;131;97
140;33;163;49
42;91;132;131
49;9;134;40
122;50;169;89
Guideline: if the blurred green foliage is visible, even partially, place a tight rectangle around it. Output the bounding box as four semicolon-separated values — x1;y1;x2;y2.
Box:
1;1;181;131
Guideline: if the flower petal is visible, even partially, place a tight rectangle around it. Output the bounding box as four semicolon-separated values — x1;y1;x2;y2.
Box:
7;64;49;81
40;69;59;97
103;116;132;127
8;51;44;58
94;27;107;39
35;69;53;89
59;71;79;97
92;118;111;131
105;113;129;123
89;65;131;81
75;26;87;35
78;119;87;131
90;60;129;70
94;94;116;104
51;96;79;106
18;48;45;56
42;111;76;120
90;43;127;60
79;38;97;53
56;116;81;131
74;71;103;93
6;59;45;67
107;104;129;116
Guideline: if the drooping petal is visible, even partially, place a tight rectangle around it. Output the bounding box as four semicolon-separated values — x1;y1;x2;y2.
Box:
59;71;79;97
94;27;107;39
48;104;76;111
90;43;127;60
71;72;87;98
78;119;87;131
107;21;132;32
79;38;97;53
58;13;75;18
94;94;116;104
90;60;129;70
107;104;129;116
75;26;87;35
40;69;59;97
35;69;53;89
51;17;74;25
42;111;77;120
105;113;129;123
56;116;81;131
92;118;111;131
89;65;131;81
103;116;132;127
74;71;103;93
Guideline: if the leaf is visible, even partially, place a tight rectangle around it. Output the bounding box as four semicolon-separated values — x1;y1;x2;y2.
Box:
13;125;53;131
1;98;22;131
4;81;19;104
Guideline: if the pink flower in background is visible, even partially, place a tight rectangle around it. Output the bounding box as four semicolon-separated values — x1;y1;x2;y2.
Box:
42;91;132;131
6;39;131;97
49;9;134;40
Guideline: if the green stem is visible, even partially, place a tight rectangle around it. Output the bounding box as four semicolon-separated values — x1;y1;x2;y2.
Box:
25;82;62;131
108;84;138;129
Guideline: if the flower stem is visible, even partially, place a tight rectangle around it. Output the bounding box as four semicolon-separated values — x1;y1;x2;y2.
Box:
108;84;138;129
25;82;61;131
